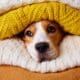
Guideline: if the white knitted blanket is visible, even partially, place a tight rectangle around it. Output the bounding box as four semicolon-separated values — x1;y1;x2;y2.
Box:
0;36;80;73
0;0;80;14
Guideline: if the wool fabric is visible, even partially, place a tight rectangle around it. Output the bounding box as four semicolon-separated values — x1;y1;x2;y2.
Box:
0;0;80;15
0;36;80;73
0;2;80;39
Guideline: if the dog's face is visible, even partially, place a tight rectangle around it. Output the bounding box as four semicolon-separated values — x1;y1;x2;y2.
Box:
23;20;63;62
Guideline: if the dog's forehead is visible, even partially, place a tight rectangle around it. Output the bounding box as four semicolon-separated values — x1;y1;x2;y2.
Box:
32;22;49;42
35;21;59;30
27;22;43;30
35;21;49;30
35;22;43;29
27;20;55;31
35;21;48;36
27;20;60;31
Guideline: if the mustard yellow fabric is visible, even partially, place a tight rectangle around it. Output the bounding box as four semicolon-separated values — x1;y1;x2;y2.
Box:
0;2;80;39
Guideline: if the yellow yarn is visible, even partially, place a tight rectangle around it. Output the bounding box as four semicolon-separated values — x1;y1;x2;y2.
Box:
0;2;80;39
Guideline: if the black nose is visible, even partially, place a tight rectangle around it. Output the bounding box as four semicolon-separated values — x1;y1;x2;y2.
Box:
35;42;49;53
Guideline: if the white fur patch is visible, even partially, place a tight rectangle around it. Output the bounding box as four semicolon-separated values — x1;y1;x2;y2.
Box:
0;36;80;73
26;22;51;62
35;22;50;42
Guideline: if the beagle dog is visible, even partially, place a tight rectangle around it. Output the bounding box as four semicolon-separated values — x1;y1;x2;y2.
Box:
23;20;64;62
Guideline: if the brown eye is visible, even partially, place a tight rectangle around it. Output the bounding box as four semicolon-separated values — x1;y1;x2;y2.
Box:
25;31;33;37
47;25;56;33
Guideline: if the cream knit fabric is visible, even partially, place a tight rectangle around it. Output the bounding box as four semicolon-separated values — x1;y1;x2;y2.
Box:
0;0;80;15
0;36;80;73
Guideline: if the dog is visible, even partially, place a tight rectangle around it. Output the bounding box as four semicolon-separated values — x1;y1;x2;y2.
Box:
23;20;64;62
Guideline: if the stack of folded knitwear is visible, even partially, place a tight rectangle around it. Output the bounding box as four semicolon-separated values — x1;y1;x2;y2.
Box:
0;0;80;80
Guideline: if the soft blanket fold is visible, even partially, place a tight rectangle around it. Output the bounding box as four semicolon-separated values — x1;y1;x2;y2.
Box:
0;0;80;15
0;36;80;73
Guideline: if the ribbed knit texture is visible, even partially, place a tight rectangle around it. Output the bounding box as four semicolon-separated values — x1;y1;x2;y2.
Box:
0;36;80;73
0;2;80;39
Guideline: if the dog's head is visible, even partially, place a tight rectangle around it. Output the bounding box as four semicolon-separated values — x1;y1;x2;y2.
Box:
23;20;64;62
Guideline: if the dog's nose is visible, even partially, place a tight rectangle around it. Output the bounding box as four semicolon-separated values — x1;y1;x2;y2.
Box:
35;42;49;53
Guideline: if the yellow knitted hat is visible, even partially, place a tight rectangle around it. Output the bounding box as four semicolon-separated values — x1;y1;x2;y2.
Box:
0;2;80;39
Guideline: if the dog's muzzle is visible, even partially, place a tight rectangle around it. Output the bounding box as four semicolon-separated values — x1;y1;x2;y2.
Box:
35;42;49;53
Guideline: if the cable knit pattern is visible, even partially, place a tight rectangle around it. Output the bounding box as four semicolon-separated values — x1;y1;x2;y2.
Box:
0;2;80;39
0;36;80;73
0;0;80;15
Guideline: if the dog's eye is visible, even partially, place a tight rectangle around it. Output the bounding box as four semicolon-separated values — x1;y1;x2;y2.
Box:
25;31;33;37
47;25;56;33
